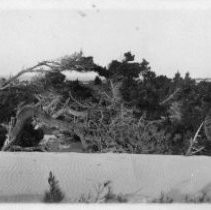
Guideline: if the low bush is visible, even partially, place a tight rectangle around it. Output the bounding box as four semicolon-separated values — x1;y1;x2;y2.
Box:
43;171;65;203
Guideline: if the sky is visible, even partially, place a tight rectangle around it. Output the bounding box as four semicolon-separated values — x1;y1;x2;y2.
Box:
1;0;211;78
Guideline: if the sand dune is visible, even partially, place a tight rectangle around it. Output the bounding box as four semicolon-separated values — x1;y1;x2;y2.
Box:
0;153;210;202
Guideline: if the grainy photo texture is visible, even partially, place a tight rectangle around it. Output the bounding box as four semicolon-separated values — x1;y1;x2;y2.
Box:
0;0;211;206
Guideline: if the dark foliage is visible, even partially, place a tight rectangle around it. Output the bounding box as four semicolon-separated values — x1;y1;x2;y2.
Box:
0;85;38;123
94;76;102;85
93;66;110;78
44;71;66;88
15;119;44;147
65;79;93;100
0;125;7;149
108;52;144;79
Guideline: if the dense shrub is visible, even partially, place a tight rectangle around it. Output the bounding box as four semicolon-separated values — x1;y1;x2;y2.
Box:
0;85;38;123
44;71;66;88
1;51;211;155
15;119;44;147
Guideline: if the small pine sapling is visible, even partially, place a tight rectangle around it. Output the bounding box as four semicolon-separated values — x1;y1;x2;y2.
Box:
43;171;65;203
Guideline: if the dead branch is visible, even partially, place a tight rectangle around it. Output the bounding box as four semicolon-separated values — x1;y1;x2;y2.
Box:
52;107;88;119
0;68;51;90
0;59;67;90
38;95;88;119
160;88;181;106
40;61;61;70
191;146;205;155
8;145;47;152
110;79;122;103
44;95;63;114
185;121;204;156
50;97;70;118
66;107;88;118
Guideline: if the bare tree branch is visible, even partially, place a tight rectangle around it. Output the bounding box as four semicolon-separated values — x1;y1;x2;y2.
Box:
185;121;204;156
160;88;181;106
0;67;51;90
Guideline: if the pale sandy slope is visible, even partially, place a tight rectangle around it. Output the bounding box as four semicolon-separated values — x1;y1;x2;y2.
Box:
0;153;210;202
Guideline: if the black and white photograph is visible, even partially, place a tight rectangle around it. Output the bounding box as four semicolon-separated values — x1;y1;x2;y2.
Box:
0;0;211;209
